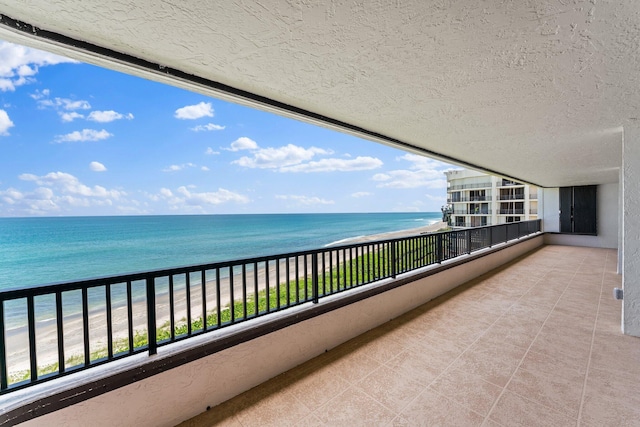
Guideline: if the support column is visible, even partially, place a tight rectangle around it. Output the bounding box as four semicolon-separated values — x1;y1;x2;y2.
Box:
622;126;640;336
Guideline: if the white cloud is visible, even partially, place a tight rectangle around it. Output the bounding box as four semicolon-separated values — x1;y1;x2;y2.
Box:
174;102;214;120
162;163;197;172
233;144;330;169
351;192;373;198
18;171;123;198
191;123;225;132
60;112;84;122
87;110;134;122
225;137;259;152
0;110;14;135
275;195;334;205
0;42;77;91
372;154;449;189
279;156;383;173
201;166;210;171
0;187;59;215
205;147;220;155
39;97;91;111
90;161;107;172
167;186;249;206
54;129;112;143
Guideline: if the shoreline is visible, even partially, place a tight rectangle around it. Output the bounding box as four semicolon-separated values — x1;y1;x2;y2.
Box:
4;220;448;376
328;221;447;245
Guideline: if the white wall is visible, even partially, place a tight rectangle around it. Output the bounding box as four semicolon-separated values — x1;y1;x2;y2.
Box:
21;237;543;427
542;183;618;249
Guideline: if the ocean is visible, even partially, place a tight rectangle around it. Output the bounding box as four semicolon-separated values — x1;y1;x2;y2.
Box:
0;212;441;292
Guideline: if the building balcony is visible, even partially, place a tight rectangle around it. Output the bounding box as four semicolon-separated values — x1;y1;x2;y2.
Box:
499;194;525;201
448;182;492;191
182;245;636;426
499;209;525;215
498;180;524;187
453;210;491;215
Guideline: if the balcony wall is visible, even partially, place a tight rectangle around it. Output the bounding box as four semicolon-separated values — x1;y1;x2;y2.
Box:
19;236;544;427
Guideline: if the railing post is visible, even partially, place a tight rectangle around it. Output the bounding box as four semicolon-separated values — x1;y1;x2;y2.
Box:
312;253;319;304
467;230;472;255
0;301;6;391
391;241;397;279
146;277;157;356
437;233;443;263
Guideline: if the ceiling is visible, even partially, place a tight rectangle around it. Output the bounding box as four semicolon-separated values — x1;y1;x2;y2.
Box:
0;0;636;187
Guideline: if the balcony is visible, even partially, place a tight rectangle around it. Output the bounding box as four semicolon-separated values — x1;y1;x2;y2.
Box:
499;194;525;201
182;245;637;426
448;182;492;191
498;180;523;187
499;209;525;215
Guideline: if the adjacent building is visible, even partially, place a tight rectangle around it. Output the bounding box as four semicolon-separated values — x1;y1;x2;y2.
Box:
445;169;539;228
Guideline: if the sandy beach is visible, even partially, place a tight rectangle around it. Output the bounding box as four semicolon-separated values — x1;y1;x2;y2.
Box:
5;221;448;378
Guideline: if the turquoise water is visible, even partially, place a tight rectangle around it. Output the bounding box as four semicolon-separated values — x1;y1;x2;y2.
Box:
0;213;440;291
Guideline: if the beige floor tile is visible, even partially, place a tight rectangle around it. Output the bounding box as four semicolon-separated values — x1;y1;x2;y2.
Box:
507;366;585;418
480;316;542;350
314;387;396;426
293;413;327;427
488;390;576;427
385;347;449;386
429;367;503;416
232;387;314;427
355;364;425;414
580;388;640;427
285;360;352;411
447;340;526;387
519;348;588;378
395;388;484;426
584;366;640;407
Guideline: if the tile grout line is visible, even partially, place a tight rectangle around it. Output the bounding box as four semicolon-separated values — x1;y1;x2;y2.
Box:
576;250;609;426
482;248;587;425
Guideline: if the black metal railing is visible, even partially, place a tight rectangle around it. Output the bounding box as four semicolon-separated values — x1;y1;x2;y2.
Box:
0;220;541;394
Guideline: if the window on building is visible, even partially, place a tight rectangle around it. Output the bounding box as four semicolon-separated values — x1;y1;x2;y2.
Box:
559;186;597;235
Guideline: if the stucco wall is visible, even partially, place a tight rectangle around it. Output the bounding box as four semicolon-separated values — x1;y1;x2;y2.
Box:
20;236;543;427
543;183;618;249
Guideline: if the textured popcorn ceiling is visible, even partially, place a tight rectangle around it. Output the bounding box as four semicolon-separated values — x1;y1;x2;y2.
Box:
0;0;636;187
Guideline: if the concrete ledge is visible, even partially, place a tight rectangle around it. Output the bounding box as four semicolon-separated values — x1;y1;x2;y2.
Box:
9;235;544;427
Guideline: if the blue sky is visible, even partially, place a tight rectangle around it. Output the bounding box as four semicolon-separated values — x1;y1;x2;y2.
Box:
0;40;453;217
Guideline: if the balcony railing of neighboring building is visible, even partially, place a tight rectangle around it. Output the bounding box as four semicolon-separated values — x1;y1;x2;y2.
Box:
499;209;525;214
448;182;492;191
454;222;491;227
498;194;525;200
530;208;538;214
498;179;523;187
460;196;489;202
529;193;538;200
453;209;491;215
0;220;542;395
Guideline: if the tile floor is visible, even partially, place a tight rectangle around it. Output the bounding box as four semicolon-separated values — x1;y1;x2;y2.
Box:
178;245;639;426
